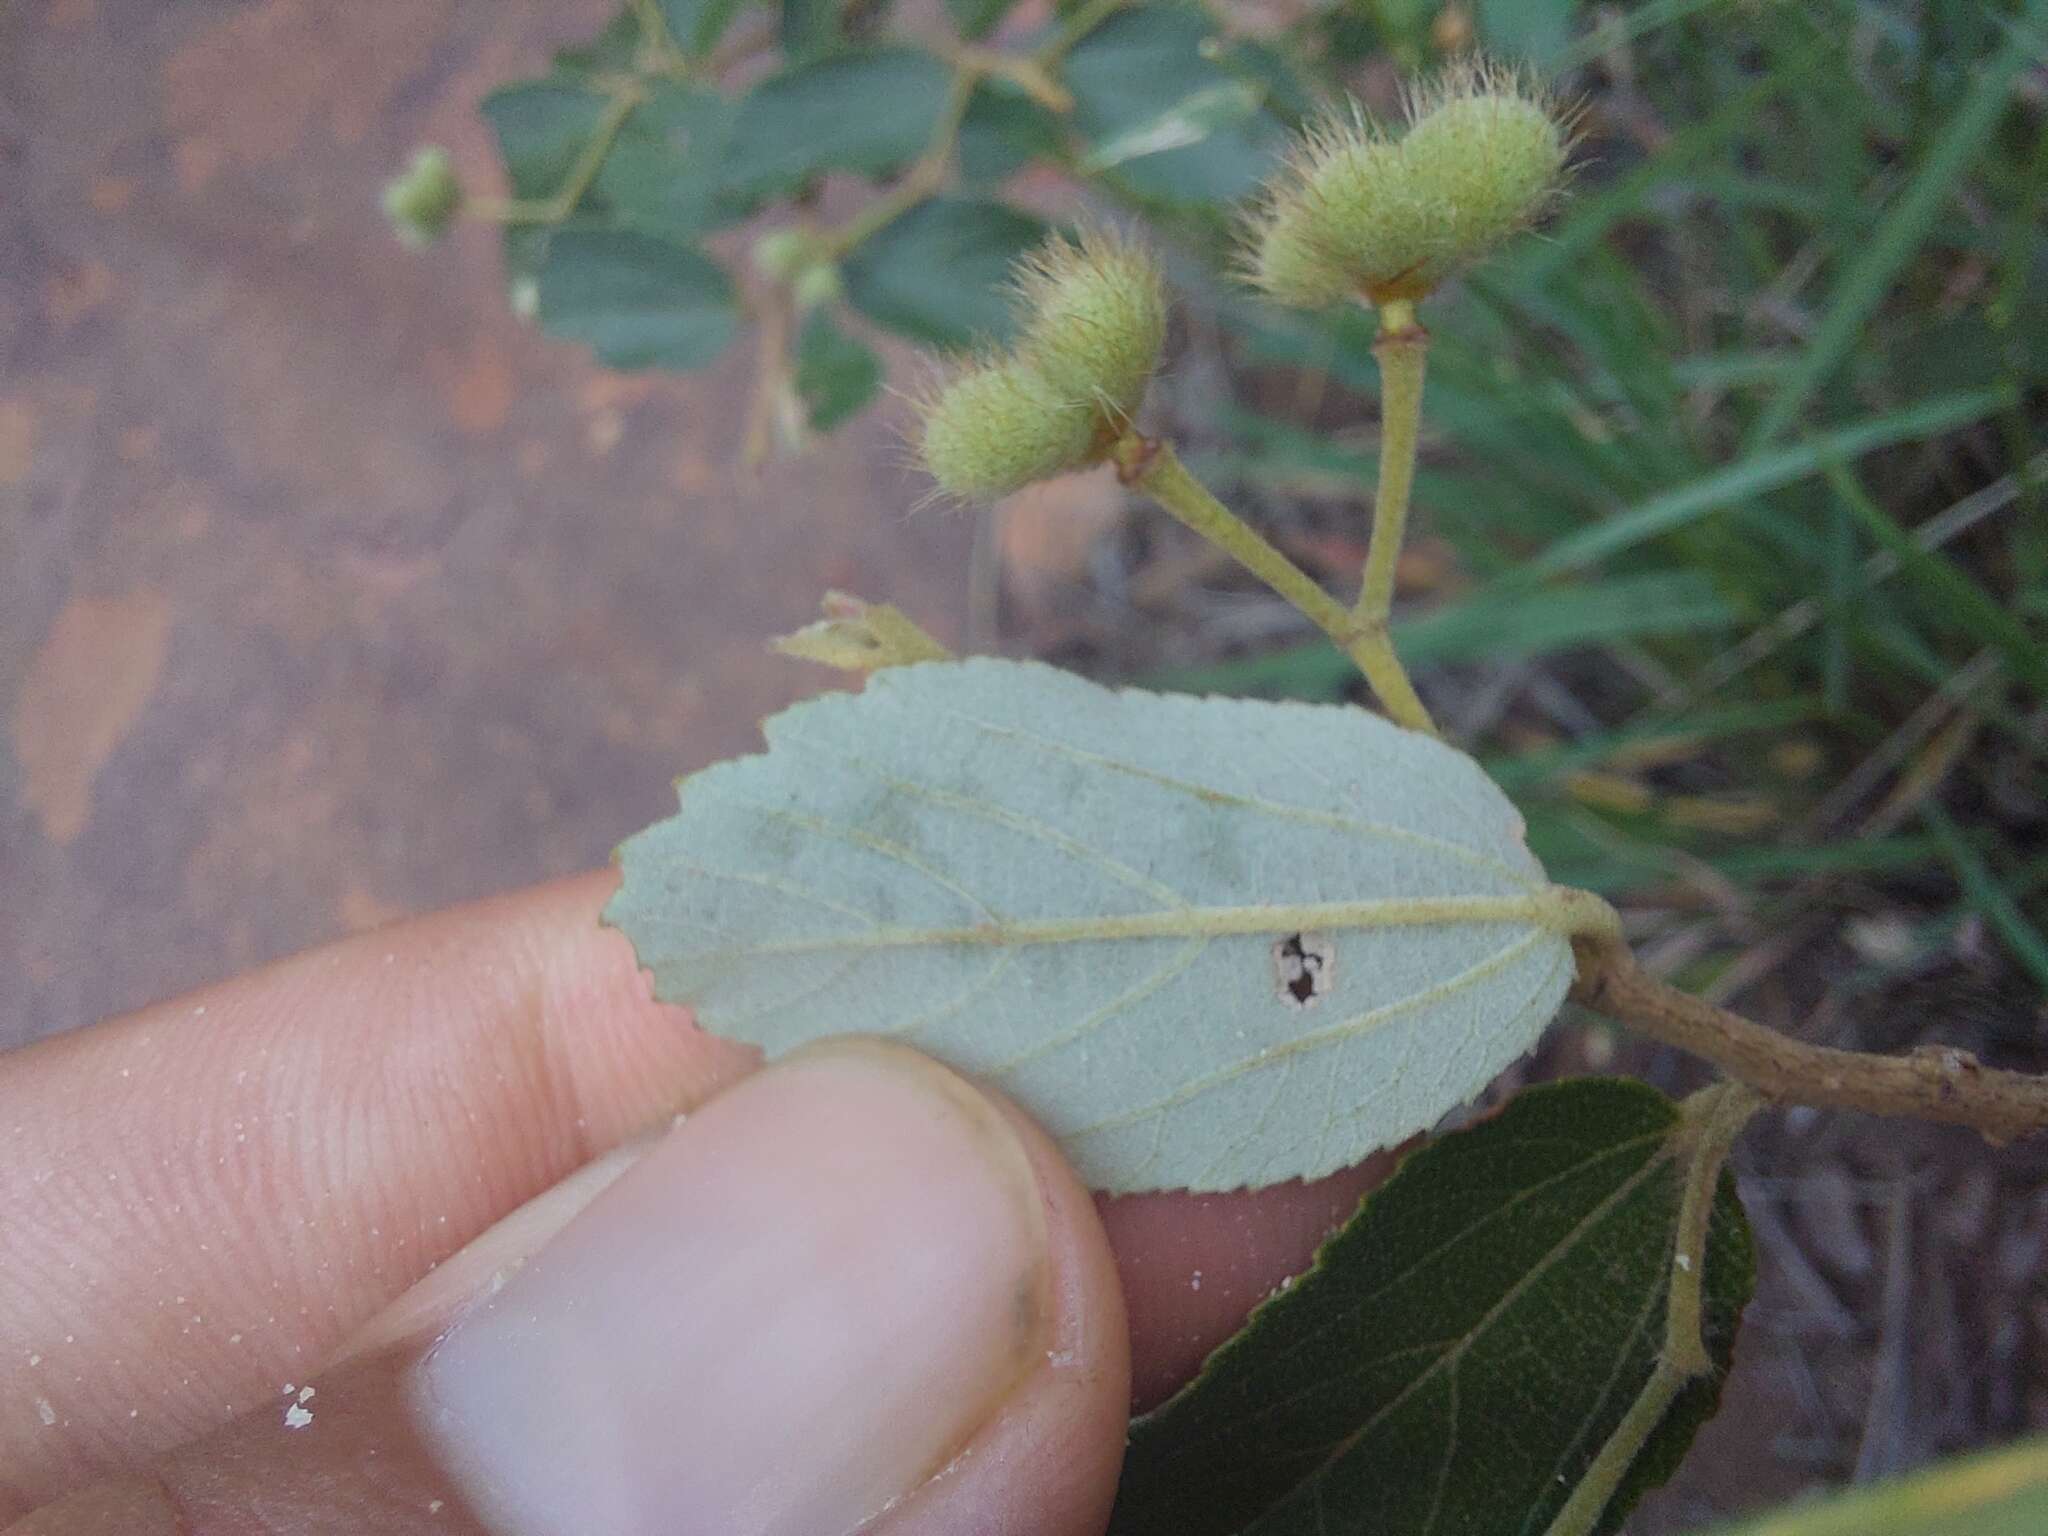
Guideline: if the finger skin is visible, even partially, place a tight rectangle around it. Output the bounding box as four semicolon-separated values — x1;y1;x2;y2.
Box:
4;873;1396;1522
1101;1148;1404;1411
871;1083;1129;1536
8;1061;1132;1536
0;872;754;1517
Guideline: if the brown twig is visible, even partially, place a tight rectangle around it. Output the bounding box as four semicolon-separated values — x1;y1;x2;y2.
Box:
1571;933;2048;1145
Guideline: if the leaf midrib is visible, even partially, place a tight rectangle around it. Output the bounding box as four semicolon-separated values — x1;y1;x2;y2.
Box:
671;894;1581;956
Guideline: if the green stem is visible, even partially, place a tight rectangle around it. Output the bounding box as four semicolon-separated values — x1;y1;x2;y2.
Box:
816;67;980;260
1116;437;1437;732
1354;301;1428;635
629;0;691;75
1541;1082;1758;1536
468;86;641;226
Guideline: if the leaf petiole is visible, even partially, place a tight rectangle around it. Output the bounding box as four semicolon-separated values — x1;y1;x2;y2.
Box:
1541;1081;1759;1536
466;85;643;227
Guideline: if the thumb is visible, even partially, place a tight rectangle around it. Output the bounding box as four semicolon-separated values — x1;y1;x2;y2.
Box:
10;1040;1131;1536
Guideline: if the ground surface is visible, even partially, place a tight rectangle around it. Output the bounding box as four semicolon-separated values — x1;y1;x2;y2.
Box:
2;0;977;1049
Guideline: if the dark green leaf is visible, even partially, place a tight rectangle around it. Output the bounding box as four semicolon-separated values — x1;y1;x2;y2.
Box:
499;216;614;312
552;5;646;75
945;0;1014;41
957;82;1063;183
1077;81;1265;175
594;83;743;240
721;48;950;206
1210;35;1322;125
1111;1078;1754;1536
1062;4;1284;204
658;0;745;55
841;196;1047;346
481;81;608;202
536;229;739;370
795;312;884;429
779;0;840;56
1315;0;1434;67
1475;0;1578;68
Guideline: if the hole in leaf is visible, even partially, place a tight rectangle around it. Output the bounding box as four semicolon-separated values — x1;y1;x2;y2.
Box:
1273;931;1334;1009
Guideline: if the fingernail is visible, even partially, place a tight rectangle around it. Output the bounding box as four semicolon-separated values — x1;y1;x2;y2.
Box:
332;1138;650;1368
410;1040;1051;1536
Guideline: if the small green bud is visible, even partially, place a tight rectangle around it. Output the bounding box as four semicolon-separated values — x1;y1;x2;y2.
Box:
382;147;462;248
752;229;813;282
1246;62;1567;308
917;360;1101;502
791;260;843;313
1011;228;1166;426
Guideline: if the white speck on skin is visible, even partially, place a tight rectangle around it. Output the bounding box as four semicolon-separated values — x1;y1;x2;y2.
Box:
36;1399;56;1427
1190;1270;1203;1292
27;1353;39;1366
284;1403;313;1430
297;1387;315;1404
428;1501;444;1515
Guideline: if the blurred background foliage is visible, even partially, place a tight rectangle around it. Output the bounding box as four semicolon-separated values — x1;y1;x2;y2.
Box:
441;0;2048;1023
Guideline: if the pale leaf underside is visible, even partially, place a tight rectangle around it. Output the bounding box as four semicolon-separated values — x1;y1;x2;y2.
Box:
607;658;1585;1193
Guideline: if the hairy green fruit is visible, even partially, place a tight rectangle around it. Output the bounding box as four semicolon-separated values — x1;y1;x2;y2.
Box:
918;360;1100;501
1250;130;1442;307
382;146;462;248
1247;62;1566;308
1013;228;1167;427
1402;77;1566;276
914;227;1169;502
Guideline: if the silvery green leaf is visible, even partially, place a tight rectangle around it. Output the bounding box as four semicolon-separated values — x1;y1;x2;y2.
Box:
607;659;1604;1193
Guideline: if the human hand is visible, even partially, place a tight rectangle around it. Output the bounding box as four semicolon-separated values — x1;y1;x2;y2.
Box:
2;872;1385;1535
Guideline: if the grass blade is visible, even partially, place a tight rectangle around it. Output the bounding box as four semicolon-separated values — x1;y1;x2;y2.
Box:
1527;389;2006;579
1922;802;2048;991
1745;3;2048;447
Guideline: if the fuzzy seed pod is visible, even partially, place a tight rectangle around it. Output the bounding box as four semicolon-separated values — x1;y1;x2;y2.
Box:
1247;195;1356;311
1401;70;1567;275
917;360;1101;502
1246;63;1567;308
1249;130;1445;307
382;147;463;248
1011;228;1167;427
